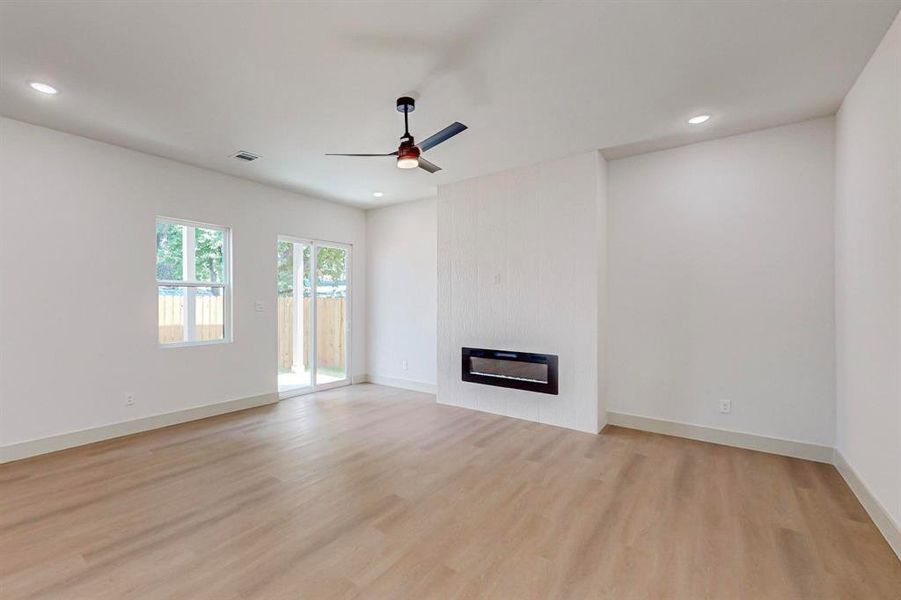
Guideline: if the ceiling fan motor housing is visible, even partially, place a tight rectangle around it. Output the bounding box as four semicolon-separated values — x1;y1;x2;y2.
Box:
398;140;420;160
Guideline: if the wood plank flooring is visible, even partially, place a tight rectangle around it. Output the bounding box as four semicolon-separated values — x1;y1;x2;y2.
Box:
1;384;899;599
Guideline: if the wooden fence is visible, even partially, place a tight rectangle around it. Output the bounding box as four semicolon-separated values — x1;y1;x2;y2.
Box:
158;294;224;343
158;294;346;370
277;296;346;370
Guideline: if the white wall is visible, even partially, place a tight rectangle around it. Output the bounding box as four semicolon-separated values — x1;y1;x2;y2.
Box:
607;118;836;446
835;13;901;531
365;198;437;391
0;118;366;447
437;151;604;433
597;153;609;432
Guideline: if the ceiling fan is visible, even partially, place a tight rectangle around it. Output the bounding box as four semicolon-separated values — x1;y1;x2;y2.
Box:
326;97;467;173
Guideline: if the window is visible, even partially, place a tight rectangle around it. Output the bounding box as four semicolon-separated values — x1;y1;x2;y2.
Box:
156;217;231;346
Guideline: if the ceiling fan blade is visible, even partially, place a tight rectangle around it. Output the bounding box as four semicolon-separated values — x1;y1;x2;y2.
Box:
325;152;397;157
417;122;468;152
418;157;442;173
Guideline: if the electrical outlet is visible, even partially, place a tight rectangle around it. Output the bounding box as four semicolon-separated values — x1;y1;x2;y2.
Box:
125;393;135;407
254;301;265;312
719;399;732;414
402;359;408;371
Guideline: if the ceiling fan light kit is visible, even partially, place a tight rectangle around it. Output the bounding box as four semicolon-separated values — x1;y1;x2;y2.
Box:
326;96;467;173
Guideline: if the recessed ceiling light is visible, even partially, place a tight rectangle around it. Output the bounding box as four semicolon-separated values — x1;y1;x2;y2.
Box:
688;114;711;125
29;82;59;95
372;191;384;198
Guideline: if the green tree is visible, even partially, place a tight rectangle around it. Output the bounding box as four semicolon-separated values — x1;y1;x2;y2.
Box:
277;242;312;296
157;224;223;295
156;223;183;280
277;244;346;296
194;227;224;286
316;247;346;283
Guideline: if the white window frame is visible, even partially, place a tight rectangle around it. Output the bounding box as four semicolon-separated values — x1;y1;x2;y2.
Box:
156;216;232;348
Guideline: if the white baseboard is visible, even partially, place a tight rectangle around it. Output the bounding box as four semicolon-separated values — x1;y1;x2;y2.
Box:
4;390;896;561
361;374;438;394
607;412;899;557
606;411;833;463
833;449;901;560
0;392;278;464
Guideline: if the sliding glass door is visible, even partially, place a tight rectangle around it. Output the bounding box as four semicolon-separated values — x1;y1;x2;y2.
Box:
277;238;350;396
315;244;349;385
277;239;312;392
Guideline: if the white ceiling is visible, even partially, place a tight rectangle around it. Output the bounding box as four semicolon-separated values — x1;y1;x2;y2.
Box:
1;1;898;208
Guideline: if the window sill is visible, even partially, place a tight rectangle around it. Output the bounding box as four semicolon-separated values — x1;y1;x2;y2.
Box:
159;339;232;349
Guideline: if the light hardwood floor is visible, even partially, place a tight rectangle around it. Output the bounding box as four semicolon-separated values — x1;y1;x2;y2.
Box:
1;384;899;599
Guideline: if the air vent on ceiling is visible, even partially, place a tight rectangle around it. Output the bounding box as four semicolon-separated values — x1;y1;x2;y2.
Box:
231;151;260;162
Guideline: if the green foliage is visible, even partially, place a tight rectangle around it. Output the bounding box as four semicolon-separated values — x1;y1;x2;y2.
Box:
159;227;345;297
316;247;347;283
156;223;223;291
277;241;300;295
156;223;183;280
276;243;347;296
194;227;224;283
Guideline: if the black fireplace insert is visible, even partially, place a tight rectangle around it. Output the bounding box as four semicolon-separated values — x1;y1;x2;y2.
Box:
461;347;558;395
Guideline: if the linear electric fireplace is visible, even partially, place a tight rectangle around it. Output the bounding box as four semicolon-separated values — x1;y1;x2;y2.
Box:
461;347;558;395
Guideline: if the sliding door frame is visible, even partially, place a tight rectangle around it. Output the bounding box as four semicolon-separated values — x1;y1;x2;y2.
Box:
310;239;352;392
277;235;352;399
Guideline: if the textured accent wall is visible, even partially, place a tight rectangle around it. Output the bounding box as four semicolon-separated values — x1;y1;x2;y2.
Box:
437;151;606;433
